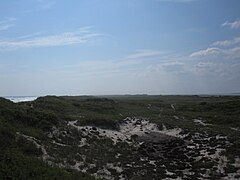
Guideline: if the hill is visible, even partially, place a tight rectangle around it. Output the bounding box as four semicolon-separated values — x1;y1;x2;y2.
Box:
1;95;240;179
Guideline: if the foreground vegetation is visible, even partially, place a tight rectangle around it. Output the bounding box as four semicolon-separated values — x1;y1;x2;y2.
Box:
0;95;240;179
0;97;95;180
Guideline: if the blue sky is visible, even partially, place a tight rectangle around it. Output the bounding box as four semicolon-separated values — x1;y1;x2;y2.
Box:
0;0;240;96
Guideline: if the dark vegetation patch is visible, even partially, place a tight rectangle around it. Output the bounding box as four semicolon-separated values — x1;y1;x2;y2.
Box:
0;150;94;180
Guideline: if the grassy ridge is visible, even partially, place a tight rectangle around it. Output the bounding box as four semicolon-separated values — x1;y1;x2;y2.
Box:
29;95;240;127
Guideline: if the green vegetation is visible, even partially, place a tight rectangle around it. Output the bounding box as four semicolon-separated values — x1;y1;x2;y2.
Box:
0;95;240;179
23;95;240;129
0;150;94;180
0;97;95;180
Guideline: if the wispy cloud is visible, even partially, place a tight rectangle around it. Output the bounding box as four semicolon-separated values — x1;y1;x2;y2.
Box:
37;0;56;10
190;48;221;58
190;46;240;60
126;49;165;59
50;49;171;79
0;27;100;50
222;19;240;29
212;37;240;47
24;0;56;13
0;18;16;31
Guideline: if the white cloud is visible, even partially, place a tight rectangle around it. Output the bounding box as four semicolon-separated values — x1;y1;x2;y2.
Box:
190;48;221;58
222;19;240;29
0;18;16;31
190;45;240;60
212;37;240;46
126;49;165;59
0;27;100;50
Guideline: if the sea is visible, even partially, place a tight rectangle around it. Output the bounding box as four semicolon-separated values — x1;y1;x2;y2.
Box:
3;96;39;103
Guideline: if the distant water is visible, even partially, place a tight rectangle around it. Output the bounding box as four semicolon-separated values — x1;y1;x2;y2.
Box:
4;96;38;103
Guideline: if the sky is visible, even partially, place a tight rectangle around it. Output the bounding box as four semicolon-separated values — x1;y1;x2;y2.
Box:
0;0;240;96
